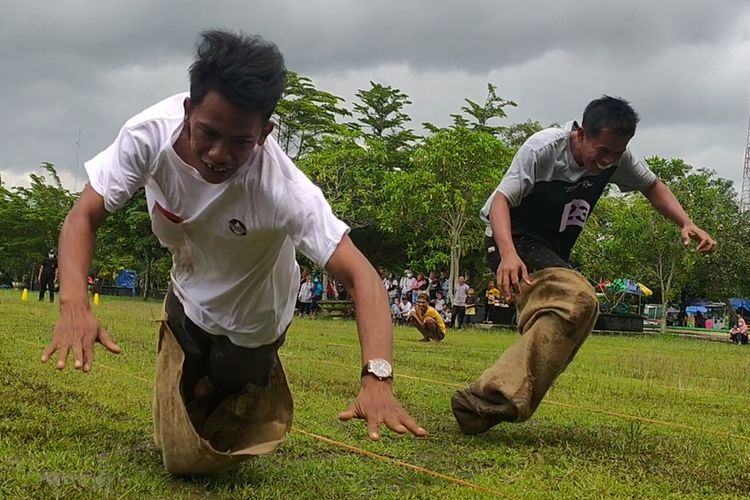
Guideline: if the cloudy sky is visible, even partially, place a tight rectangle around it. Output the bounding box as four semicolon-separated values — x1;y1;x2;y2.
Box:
2;1;750;196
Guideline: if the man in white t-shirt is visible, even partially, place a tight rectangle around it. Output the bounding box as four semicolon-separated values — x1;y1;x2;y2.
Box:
450;276;469;329
452;96;717;435
41;30;425;473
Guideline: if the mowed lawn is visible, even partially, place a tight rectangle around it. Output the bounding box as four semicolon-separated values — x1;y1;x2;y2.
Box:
1;290;750;499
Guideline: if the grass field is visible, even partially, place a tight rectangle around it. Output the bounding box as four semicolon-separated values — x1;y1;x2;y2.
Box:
2;290;750;499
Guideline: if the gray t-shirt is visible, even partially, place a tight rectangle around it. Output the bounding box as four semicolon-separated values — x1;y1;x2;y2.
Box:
453;283;470;307
479;121;657;260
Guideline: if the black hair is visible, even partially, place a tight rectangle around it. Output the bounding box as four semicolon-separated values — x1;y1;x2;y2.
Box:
189;30;287;121
581;95;639;138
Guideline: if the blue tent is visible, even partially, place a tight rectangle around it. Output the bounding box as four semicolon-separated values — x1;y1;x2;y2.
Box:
685;306;708;314
729;298;750;314
115;270;137;297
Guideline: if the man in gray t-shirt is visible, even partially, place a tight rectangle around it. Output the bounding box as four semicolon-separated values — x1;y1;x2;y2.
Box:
450;276;470;329
452;96;716;435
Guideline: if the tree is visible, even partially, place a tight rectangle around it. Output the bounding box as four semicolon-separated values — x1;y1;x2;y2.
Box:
298;130;387;230
449;83;517;136
274;71;350;161
0;162;75;283
352;82;419;169
380;127;513;297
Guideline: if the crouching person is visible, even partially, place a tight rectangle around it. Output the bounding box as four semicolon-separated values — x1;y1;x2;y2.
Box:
730;313;748;344
409;293;446;342
41;29;426;475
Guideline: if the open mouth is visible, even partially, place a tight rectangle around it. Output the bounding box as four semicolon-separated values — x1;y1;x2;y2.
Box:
203;162;231;173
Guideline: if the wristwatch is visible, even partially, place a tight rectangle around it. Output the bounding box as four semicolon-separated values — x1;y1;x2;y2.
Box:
361;358;393;380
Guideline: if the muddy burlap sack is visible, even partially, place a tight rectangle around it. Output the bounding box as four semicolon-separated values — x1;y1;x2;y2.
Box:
452;267;598;434
152;321;293;474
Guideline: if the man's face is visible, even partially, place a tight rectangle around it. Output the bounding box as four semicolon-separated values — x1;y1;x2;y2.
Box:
183;91;273;183
576;128;631;175
458;277;465;285
416;296;428;313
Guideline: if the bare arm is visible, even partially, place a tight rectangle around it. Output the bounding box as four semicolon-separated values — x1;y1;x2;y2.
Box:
488;192;516;258
326;235;392;365
326;234;426;440
42;184;121;371
641;179;716;252
488;192;531;297
59;185;109;305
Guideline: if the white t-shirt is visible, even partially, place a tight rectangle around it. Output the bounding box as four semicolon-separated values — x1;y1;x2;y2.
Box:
453;283;470;307
85;93;349;348
399;301;414;316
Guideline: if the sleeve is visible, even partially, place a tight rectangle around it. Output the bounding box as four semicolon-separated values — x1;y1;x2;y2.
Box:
609;149;657;193
282;170;350;267
495;145;538;208
84;123;154;213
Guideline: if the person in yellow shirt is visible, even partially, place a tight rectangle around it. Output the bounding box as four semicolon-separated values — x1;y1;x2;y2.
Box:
484;280;501;323
409;292;446;342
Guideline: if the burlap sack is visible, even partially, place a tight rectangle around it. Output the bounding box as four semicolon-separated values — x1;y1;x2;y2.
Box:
452;267;598;434
153;321;293;474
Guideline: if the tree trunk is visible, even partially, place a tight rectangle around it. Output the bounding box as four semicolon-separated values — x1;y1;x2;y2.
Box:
142;258;152;300
449;227;461;301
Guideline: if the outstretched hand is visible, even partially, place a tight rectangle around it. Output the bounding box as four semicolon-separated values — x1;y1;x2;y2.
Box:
338;377;427;440
41;304;121;372
681;224;717;253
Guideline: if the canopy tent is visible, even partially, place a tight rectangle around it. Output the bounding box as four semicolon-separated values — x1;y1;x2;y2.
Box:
729;298;750;314
685;306;708;314
605;278;652;297
115;270;137;297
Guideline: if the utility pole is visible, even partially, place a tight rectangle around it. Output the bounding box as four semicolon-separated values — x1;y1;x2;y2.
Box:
741;114;750;212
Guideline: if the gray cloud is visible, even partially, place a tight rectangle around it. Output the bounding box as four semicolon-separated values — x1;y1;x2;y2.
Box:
2;0;749;194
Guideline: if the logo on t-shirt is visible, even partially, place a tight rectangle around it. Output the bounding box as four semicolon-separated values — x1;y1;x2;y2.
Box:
228;219;247;236
563;180;594;193
559;199;591;232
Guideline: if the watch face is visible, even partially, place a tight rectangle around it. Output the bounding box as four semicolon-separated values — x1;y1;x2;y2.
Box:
369;359;392;378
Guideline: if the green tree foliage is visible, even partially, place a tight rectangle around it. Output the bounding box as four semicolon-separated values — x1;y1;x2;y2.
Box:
449;83;517;135
352;82;418;170
274;71;350;161
298;130;388;230
380;127;513;295
0;162;75;283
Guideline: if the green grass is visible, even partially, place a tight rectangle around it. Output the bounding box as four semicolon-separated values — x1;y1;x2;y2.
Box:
1;289;749;499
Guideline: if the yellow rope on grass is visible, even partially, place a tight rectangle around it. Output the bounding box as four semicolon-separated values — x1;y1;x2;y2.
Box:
293;428;501;496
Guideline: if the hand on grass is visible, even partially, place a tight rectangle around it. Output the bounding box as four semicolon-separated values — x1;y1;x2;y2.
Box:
41;303;120;372
338;376;427;440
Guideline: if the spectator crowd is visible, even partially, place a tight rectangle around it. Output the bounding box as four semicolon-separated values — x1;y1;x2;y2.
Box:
297;266;515;332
